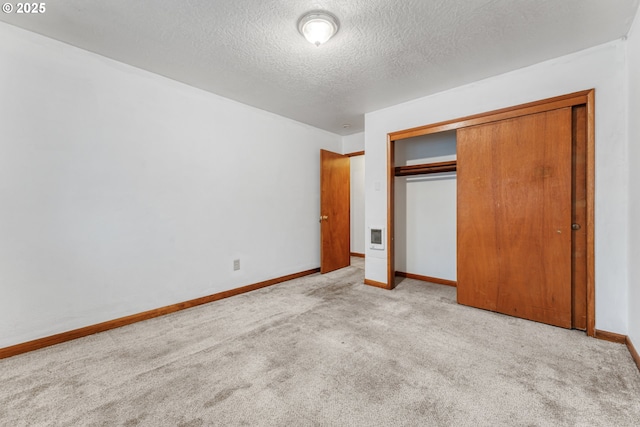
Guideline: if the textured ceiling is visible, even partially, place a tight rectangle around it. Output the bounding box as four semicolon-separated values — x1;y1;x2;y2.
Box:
2;0;638;135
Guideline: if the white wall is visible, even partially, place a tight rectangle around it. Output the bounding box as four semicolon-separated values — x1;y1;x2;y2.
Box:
365;40;629;334
342;132;365;154
627;8;640;347
0;23;342;348
394;132;456;280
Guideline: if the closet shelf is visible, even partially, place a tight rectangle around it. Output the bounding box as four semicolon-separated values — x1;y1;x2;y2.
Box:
394;160;457;177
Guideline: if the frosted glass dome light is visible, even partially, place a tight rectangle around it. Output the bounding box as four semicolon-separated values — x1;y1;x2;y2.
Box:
298;11;339;47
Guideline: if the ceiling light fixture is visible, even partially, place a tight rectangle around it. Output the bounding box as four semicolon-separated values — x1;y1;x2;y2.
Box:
298;11;339;47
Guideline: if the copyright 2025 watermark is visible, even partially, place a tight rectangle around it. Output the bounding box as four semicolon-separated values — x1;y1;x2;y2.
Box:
3;3;46;13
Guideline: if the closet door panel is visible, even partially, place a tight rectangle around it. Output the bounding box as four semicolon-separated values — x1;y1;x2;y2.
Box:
457;108;573;328
456;124;500;311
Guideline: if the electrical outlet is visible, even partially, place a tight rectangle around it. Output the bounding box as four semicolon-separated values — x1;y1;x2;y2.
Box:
233;259;240;271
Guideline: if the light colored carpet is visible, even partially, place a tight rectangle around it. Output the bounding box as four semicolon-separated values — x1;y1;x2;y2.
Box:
1;258;640;426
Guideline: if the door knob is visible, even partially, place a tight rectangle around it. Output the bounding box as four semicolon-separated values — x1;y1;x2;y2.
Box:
319;215;328;222
571;223;581;230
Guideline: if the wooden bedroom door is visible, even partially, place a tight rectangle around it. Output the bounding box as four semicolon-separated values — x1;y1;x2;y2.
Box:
457;108;573;328
320;149;351;273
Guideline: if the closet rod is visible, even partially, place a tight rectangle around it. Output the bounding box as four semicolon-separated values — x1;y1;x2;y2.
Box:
394;160;457;177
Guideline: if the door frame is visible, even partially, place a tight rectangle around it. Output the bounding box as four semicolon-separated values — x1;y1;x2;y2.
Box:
386;90;596;337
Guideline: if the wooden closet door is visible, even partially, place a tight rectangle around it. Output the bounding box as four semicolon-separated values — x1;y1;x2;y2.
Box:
320;150;351;273
457;108;573;328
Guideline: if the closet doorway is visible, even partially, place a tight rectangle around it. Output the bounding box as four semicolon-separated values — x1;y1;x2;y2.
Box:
386;90;594;335
394;131;457;287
